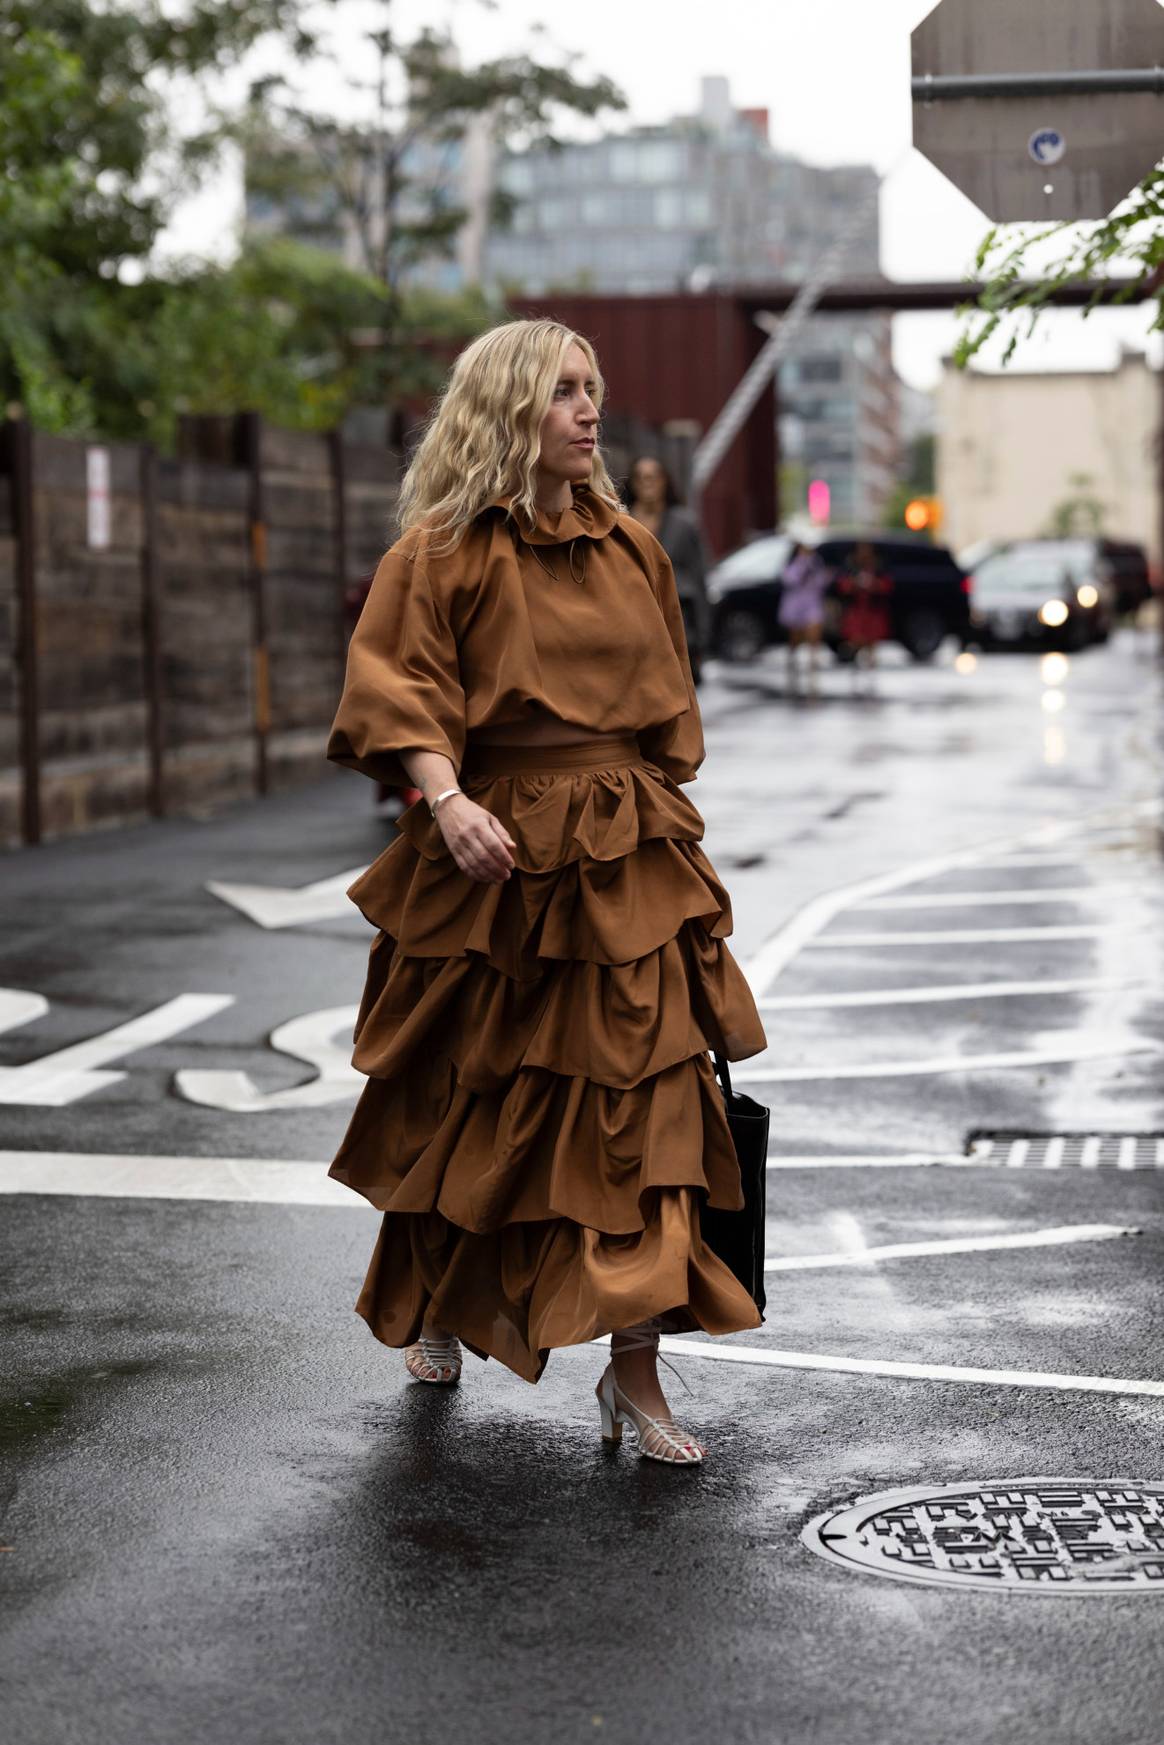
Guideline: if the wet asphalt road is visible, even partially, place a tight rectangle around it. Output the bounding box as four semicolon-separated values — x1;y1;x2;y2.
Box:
2;628;1164;1745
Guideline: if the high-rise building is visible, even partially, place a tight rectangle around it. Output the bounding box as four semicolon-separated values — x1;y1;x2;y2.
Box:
245;114;494;292
485;78;896;525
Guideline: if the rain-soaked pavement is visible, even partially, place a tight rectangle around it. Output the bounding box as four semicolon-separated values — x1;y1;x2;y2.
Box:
2;628;1163;1745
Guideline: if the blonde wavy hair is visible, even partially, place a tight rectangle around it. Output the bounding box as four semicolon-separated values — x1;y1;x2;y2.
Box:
397;318;622;546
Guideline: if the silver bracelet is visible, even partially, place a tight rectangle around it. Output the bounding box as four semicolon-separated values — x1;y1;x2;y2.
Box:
430;786;461;819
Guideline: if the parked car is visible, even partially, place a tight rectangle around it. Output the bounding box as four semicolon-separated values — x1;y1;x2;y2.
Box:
965;539;1116;652
707;530;971;663
1095;538;1152;616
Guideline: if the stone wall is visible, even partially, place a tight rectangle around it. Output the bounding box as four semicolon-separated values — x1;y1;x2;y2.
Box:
0;418;399;849
1;408;672;850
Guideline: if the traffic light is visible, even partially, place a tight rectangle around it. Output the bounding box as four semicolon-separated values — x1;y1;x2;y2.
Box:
904;496;943;533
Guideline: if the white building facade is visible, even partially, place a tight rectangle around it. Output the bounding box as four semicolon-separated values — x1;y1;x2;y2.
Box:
937;353;1161;563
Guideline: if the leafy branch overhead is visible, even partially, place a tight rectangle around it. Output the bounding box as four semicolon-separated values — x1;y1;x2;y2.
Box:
0;1;624;441
245;22;624;288
956;164;1164;368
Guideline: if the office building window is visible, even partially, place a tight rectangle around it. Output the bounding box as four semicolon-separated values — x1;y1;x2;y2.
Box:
609;142;640;182
799;355;844;384
655;190;682;228
502;159;534;193
581;193;611;226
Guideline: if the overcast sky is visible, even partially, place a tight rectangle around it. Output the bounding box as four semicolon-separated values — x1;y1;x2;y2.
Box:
166;0;1162;390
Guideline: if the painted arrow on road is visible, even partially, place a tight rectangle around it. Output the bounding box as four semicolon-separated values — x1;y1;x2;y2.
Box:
206;867;369;929
175;1005;361;1112
0;991;234;1105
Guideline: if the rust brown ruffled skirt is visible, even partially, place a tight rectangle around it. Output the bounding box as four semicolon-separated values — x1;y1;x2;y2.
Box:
329;732;769;1383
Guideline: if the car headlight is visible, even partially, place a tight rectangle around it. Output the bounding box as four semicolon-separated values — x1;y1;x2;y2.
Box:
1038;599;1069;627
1076;583;1099;608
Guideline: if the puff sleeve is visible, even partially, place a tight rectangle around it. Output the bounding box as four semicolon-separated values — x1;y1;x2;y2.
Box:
327;537;467;789
637;543;706;785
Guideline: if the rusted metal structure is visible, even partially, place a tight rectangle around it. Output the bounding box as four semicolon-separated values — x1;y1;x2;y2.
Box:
515;292;777;559
515;279;1160;560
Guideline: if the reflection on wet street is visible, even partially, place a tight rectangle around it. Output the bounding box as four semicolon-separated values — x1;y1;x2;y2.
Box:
2;621;1162;1742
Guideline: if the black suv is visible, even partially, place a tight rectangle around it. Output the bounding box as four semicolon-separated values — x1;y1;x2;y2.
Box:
707;530;972;663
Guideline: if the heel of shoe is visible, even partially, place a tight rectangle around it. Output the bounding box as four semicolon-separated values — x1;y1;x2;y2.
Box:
597;1367;624;1443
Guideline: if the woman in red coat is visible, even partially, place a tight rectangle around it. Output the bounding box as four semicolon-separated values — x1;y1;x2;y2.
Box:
835;541;893;671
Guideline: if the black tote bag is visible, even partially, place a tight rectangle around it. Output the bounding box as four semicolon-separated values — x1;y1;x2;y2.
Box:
700;1050;769;1318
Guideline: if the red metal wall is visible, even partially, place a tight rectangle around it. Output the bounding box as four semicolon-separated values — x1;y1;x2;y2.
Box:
512;293;776;558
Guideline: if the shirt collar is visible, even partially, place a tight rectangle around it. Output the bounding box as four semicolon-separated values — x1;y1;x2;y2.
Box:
489;483;621;546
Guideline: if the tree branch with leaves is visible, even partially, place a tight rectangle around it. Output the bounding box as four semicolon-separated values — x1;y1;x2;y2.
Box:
955;164;1164;368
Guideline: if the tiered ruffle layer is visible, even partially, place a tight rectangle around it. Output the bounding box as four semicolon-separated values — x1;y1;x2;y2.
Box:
330;752;769;1382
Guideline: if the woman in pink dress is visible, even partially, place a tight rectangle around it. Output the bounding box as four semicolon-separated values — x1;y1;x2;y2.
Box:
777;541;831;690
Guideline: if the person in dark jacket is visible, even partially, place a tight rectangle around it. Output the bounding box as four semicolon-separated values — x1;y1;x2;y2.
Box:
626;456;710;683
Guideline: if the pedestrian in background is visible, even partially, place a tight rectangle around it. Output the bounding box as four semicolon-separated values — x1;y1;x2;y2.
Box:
626;455;711;683
835;539;893;684
777;537;831;693
327;318;767;1465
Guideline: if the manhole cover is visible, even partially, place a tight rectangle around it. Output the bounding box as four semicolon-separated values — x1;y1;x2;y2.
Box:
803;1480;1164;1594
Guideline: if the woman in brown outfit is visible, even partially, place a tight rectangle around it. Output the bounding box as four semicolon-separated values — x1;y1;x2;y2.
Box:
327;318;768;1464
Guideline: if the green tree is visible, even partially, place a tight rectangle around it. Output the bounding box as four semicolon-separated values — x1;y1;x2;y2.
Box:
106;241;501;447
0;1;624;441
0;0;314;429
1043;472;1108;538
245;14;624;290
881;432;936;531
955;166;1164;368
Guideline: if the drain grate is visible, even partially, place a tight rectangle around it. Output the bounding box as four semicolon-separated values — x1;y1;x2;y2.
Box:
966;1131;1164;1171
803;1481;1164;1594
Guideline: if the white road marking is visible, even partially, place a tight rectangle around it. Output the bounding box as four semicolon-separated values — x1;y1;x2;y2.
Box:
650;1337;1164;1398
206;867;368;930
743;799;1161;996
0;994;235;1106
757;977;1141;1010
731;1031;1163;1083
0;989;50;1033
175;1005;361;1112
1007;1139;1031;1169
766;1223;1137;1271
0;1150;359;1207
767;1151;973;1169
1118;1137;1139;1171
742;808;1147;996
1081;1136;1102;1169
974;854;1093;870
855;887;1127;910
767;1142;1164;1170
805;924;1122;947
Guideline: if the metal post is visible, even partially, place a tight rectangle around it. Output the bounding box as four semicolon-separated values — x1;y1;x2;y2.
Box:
9;420;41;845
238;412;270;795
772;374;783;529
912;68;1164;101
139;444;165;817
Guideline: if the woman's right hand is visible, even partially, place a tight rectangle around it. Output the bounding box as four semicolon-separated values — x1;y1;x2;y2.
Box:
435;794;517;884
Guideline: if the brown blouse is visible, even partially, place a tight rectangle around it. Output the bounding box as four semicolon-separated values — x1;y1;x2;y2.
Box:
326;483;705;790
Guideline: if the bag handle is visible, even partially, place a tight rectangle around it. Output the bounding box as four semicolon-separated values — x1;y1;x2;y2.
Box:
713;1048;733;1099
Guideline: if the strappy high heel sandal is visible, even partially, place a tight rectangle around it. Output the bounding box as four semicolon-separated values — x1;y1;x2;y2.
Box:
404;1331;463;1385
596;1316;704;1465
